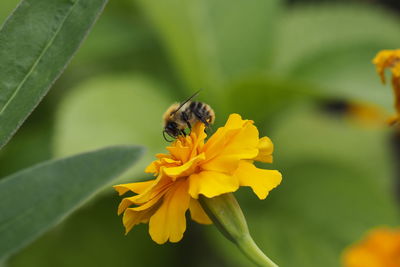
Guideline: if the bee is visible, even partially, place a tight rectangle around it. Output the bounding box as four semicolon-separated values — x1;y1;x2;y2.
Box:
163;90;215;141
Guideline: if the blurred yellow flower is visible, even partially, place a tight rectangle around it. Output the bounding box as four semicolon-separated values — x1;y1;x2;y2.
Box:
347;101;388;127
373;49;400;125
114;113;282;244
342;227;400;267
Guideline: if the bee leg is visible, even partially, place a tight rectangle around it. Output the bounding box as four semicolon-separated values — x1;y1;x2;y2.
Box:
193;110;210;127
180;129;187;136
181;111;192;131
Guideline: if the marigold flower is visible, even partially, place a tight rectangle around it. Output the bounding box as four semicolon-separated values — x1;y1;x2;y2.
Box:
114;113;282;244
342;227;400;267
373;49;400;125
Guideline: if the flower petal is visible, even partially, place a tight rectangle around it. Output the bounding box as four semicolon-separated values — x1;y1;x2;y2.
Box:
253;136;274;163
123;205;159;234
234;161;282;199
202;120;259;173
113;180;155;196
149;179;190;244
167;139;191;163
203;113;248;153
188;171;239;199
189;198;212;225
132;174;172;204
189;122;207;158
163;153;206;179
117;182;168;215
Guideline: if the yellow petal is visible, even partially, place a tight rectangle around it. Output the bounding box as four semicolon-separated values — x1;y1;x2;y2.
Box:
163;153;206;179
167;140;191;163
189;198;212;225
145;157;181;174
372;49;400;84
234;161;282;200
204;113;248;153
148;179;190;244
123;206;158;234
189;122;207;158
113;180;155;196
254;136;274;163
132;175;172;204
188;171;239;199
202;120;259;173
117;184;167;215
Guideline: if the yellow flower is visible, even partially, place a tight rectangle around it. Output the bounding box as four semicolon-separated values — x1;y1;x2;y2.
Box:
342;227;400;267
114;113;282;244
373;49;400;125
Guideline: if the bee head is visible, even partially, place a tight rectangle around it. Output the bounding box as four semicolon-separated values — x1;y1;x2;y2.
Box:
163;121;180;142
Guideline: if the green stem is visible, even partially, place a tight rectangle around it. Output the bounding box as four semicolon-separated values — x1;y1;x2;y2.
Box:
235;234;278;267
199;194;278;267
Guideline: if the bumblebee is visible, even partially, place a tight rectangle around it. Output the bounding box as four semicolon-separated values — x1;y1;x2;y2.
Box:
163;91;215;141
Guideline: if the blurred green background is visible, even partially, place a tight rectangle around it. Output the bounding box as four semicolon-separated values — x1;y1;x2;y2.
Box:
1;0;400;266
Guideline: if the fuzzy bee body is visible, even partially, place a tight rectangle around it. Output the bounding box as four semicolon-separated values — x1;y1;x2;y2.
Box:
163;95;215;141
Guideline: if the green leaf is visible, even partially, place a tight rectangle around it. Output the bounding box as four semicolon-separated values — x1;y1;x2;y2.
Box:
0;145;144;261
270;4;400;108
0;0;19;24
53;74;172;182
9;194;177;267
209;105;399;267
0;0;108;150
136;0;281;94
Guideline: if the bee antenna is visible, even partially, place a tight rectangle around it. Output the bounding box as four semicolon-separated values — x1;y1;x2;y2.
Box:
163;130;174;142
171;89;202;115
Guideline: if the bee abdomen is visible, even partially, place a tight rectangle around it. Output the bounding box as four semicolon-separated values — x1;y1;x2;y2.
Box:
189;101;214;125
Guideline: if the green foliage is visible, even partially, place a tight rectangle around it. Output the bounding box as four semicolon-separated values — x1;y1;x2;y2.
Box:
136;0;282;95
0;0;19;24
8;194;177;267
53;74;172;181
0;145;143;261
0;0;108;150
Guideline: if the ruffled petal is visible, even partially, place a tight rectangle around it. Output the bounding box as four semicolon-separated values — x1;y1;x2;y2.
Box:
189;198;212;225
167;140;191;163
234;161;282;199
145;157;181;174
188;171;239;199
189;123;207;158
123;205;159;234
203;113;248;153
163;153;206;179
149;179;190;244
113;180;155;196
254;136;274;163
202;116;259;173
132;174;172;204
117;182;168;215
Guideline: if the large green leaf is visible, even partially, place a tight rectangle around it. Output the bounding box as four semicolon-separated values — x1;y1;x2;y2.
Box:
0;0;19;24
0;0;108;150
209;105;399;267
9;195;176;267
0;145;143;261
53;74;172;182
136;0;281;95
